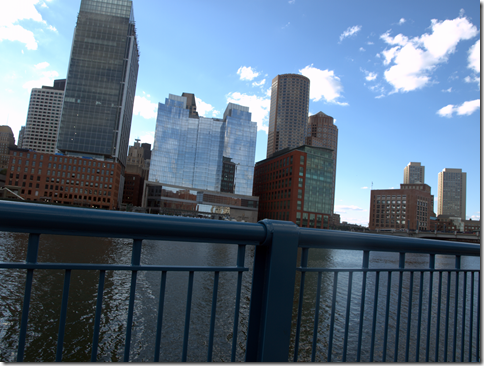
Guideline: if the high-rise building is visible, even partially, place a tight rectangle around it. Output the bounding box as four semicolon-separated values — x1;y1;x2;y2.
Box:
437;168;466;220
253;145;334;228
149;93;257;196
56;0;139;171
21;79;65;153
306;112;338;214
404;162;425;184
17;126;25;149
369;184;434;231
0;126;16;169
267;74;310;158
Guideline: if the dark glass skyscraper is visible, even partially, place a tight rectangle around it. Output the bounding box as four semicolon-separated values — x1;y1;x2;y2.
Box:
57;0;139;168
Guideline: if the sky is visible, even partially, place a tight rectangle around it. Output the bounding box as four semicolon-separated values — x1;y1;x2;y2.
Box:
0;0;481;226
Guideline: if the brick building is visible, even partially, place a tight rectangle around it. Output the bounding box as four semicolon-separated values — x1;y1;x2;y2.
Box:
6;148;123;210
369;183;435;231
253;145;333;229
122;173;144;207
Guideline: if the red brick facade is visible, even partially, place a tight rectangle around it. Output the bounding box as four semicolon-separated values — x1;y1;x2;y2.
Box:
6;148;122;210
122;173;144;207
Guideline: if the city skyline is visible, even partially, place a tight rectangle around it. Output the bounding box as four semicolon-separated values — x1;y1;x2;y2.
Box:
0;0;480;225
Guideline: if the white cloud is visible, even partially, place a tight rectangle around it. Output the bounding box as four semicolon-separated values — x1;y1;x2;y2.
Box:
442;87;452;92
195;97;220;118
265;87;272;97
361;187;369;189
252;79;266;87
133;95;158;119
282;22;291;29
467;39;480;73
34;61;49;69
381;17;478;93
299;64;348;105
288;0;295;4
359;47;366;52
0;0;54;50
339;25;362;42
47;25;57;32
398;18;406;25
237;66;260;81
361;69;377;81
334;205;365;213
437;99;480;117
22;69;59;90
226;92;270;133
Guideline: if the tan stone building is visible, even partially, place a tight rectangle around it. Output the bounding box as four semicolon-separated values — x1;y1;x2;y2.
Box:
0;125;16;170
267;74;310;158
438;168;466;221
404;162;425;184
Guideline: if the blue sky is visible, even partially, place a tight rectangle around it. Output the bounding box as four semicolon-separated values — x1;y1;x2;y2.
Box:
0;0;480;225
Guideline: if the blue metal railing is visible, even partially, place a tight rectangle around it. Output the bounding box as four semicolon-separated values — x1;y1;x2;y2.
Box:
0;201;480;362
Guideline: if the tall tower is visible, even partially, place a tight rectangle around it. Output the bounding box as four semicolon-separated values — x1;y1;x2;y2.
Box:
0;126;15;169
306;112;338;214
267;74;310;158
404;162;425;184
437;168;466;220
56;0;139;169
21;79;65;153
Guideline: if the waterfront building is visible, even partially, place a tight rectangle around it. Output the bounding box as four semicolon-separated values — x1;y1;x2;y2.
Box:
267;74;310;158
404;162;425;184
149;93;257;196
6;148;122;209
21;79;65;153
369;183;435;231
306;111;338;214
437;168;466;220
0;126;16;170
56;0;139;173
253;145;334;229
143;181;259;222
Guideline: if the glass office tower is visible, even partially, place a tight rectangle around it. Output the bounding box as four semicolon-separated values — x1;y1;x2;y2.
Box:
57;0;139;168
149;93;257;196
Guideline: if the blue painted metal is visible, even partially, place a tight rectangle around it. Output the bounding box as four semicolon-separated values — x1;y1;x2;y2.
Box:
0;201;480;362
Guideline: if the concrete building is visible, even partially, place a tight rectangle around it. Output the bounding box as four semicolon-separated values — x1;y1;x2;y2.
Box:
149;93;257;196
126;139;150;180
6;148;123;209
306;111;338;214
437;168;466;220
267;74;310;158
0;125;16;170
56;0;139;173
253;145;334;229
21;79;65;153
17;126;25;150
369;183;435;231
404;162;425;184
143;182;259;222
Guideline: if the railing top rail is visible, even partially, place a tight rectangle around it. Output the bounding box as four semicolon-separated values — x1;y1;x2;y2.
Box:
0;201;268;245
299;228;480;257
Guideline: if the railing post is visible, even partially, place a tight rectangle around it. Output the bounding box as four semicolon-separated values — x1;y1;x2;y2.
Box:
245;220;299;362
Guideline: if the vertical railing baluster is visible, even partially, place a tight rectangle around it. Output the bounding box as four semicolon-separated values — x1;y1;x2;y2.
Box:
404;271;414;362
357;250;369;362
17;233;40;362
370;270;380;361
293;248;309;362
425;255;435;362
415;271;424;361
91;270;106;362
460;270;467;362
56;269;72;362
342;271;353;362
154;271;167;362
468;271;474;362
444;271;452;362
382;271;392;362
311;272;322;362
327;271;338;361
182;271;194;362
475;271;480;362
435;270;443;362
394;252;405;362
123;239;143;362
230;244;245;362
207;271;220;362
452;256;461;362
